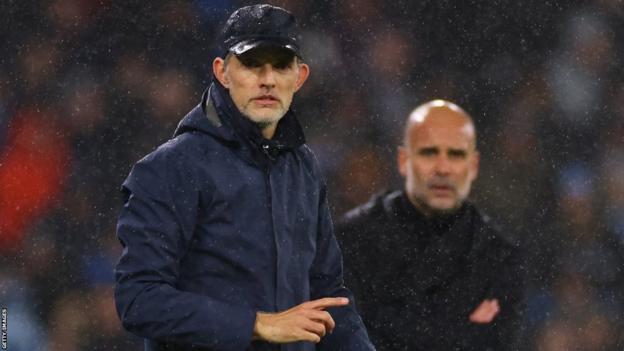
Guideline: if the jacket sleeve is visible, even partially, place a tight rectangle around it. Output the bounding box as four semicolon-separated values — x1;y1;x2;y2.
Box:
114;149;256;350
309;184;376;351
490;244;526;349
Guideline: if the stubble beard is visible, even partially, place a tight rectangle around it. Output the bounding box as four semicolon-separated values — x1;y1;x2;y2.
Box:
243;107;286;131
254;120;275;130
410;192;463;218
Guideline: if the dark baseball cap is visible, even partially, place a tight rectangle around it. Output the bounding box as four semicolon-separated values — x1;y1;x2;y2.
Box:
219;4;301;57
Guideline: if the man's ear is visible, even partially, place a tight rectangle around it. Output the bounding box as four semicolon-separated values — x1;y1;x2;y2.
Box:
470;151;480;181
294;63;310;92
398;146;408;177
213;57;229;88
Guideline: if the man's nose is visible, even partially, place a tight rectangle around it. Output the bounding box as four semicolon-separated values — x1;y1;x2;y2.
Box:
434;155;451;175
259;64;277;87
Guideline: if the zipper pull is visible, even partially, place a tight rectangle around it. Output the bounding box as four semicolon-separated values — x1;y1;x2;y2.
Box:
261;143;276;161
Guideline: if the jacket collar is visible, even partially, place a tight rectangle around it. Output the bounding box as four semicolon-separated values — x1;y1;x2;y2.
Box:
386;191;470;233
384;190;506;255
174;80;306;152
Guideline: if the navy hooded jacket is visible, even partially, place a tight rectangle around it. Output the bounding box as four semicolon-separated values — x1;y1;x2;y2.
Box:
114;81;374;351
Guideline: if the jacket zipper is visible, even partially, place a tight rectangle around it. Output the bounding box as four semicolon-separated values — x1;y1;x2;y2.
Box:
261;144;280;314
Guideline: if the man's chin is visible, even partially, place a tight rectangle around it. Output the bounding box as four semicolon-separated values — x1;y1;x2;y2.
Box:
253;120;275;130
411;196;461;217
243;114;282;129
427;200;461;215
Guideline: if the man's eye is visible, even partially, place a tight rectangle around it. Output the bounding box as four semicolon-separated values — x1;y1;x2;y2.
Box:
448;151;467;159
240;59;262;67
419;149;438;156
273;61;292;70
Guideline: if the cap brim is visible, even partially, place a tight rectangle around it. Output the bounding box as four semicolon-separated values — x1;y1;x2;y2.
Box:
229;39;299;56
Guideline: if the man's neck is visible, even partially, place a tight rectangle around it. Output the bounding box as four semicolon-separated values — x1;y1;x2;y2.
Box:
261;124;277;139
248;118;278;139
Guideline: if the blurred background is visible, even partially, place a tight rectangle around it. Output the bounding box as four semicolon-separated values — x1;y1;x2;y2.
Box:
1;0;623;349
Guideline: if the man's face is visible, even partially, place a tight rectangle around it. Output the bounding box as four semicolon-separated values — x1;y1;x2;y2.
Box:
398;108;479;216
213;47;309;129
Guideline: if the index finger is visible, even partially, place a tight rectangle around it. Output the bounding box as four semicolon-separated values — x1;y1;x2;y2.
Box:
304;297;350;310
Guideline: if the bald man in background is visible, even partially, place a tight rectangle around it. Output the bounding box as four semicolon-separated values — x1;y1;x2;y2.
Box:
336;100;524;350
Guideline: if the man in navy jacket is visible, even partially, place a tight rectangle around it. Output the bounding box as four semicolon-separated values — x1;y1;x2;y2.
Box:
114;4;374;351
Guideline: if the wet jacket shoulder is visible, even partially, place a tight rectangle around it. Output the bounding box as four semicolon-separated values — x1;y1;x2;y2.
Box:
114;83;374;351
336;190;524;351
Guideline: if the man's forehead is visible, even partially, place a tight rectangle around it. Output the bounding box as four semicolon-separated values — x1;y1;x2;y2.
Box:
408;121;476;150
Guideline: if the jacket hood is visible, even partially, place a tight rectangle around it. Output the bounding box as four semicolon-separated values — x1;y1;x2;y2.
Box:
173;80;306;152
172;84;234;142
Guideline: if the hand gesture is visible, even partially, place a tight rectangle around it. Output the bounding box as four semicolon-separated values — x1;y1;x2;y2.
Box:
253;297;349;344
469;298;500;324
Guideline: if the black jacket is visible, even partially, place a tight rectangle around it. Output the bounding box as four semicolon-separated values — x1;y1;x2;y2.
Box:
335;190;523;351
115;81;374;351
